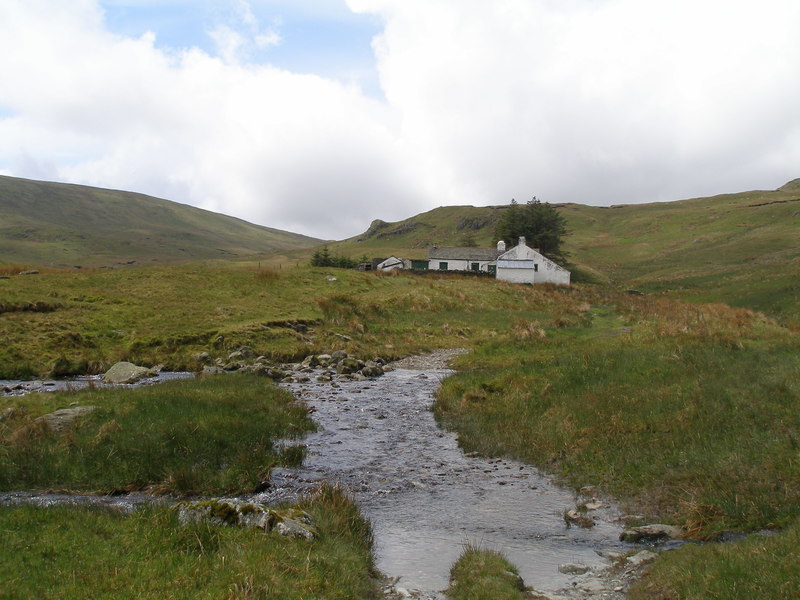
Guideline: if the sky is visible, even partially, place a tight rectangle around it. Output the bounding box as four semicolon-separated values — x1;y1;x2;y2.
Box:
1;1;799;240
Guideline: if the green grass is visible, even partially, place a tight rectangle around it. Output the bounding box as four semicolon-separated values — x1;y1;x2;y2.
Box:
446;545;527;600
0;264;576;378
629;521;800;600
0;174;322;268
0;485;376;600
0;374;314;494
436;295;800;536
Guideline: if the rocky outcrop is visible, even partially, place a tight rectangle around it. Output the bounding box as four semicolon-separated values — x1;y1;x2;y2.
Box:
104;361;156;384
176;499;317;540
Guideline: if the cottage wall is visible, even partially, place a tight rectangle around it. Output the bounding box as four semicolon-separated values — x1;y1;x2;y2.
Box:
427;258;494;272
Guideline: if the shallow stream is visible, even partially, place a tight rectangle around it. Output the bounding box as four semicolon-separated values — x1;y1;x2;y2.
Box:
258;354;629;596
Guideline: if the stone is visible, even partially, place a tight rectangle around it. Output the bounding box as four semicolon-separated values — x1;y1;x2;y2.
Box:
35;406;97;432
202;365;225;375
336;357;362;375
564;509;594;528
558;562;590;575
191;352;210;364
620;524;683;543
275;518;316;541
330;350;348;362
626;550;658;566
104;361;155;384
18;270;39;275
361;365;384;378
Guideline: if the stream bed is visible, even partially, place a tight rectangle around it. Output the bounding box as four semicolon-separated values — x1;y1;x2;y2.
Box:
256;351;631;597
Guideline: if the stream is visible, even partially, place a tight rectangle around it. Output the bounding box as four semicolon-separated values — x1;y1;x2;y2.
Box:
256;351;630;597
1;354;633;598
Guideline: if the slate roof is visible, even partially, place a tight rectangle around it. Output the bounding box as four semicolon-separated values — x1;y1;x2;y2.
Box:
428;247;501;261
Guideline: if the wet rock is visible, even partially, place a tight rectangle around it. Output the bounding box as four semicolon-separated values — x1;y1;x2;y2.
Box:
620;524;683;543
559;563;590;575
361;365;384;378
104;361;155;384
337;357;362;375
35;406;97;432
564;509;594;528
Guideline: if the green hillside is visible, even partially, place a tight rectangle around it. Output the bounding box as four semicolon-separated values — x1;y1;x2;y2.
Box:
328;180;800;322
0;175;323;267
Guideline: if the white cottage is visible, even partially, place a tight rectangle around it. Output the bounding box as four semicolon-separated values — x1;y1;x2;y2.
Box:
496;237;570;285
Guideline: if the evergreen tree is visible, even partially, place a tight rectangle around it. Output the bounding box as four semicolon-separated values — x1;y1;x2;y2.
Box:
494;197;568;264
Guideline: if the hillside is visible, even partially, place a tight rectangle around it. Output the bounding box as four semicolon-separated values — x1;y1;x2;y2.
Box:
330;180;800;322
0;175;323;267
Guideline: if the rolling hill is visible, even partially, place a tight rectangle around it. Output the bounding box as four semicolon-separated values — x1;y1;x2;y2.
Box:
329;180;800;322
0;175;323;267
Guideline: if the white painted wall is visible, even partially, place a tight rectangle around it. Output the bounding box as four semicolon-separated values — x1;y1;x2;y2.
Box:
495;238;570;285
428;259;494;272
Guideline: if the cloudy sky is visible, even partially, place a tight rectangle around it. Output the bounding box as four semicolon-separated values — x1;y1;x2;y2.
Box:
1;1;799;240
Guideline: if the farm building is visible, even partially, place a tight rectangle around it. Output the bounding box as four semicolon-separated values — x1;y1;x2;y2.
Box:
427;246;501;274
496;237;570;285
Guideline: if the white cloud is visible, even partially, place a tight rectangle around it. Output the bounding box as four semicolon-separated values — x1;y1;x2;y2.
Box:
1;0;799;242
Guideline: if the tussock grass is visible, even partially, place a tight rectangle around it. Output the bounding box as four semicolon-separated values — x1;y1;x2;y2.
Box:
0;374;314;494
447;544;527;600
0;484;375;600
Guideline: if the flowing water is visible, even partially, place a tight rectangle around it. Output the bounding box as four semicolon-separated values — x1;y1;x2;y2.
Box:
256;354;629;596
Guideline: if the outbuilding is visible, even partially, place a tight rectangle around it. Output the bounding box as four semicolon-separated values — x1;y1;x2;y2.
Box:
496;237;570;285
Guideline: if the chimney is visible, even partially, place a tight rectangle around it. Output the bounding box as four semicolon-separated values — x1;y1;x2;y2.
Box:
497;240;506;252
518;236;526;247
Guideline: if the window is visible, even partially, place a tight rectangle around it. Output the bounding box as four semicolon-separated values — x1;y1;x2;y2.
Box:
471;262;479;272
439;262;448;270
534;264;539;272
488;265;496;275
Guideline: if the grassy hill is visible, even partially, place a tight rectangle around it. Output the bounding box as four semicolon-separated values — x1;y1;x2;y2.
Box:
0;175;323;267
327;180;800;323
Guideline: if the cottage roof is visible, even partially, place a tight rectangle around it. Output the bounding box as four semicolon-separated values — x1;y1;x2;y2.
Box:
428;247;500;261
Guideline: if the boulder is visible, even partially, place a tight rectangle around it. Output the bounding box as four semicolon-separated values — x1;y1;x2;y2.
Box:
104;361;155;384
336;357;362;375
361;365;384;378
35;406;97;432
330;350;348;362
620;524;683;543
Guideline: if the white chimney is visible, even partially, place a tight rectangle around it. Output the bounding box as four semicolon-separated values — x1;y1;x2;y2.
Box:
518;236;526;246
497;240;506;252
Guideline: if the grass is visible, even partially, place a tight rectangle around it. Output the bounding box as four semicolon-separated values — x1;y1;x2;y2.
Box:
0;174;322;268
0;374;314;494
436;294;800;536
0;264;573;378
628;520;800;600
0;484;376;600
446;545;527;600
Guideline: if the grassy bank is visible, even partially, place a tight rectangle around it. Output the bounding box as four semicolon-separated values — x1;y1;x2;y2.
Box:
629;520;800;599
446;545;528;600
0;485;375;600
0;374;314;494
437;294;800;535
